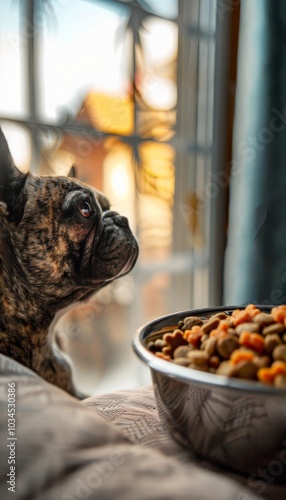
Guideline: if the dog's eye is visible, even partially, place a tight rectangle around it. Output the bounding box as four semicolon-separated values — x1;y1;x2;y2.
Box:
78;199;93;218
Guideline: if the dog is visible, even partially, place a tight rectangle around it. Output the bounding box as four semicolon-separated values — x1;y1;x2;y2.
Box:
0;127;139;397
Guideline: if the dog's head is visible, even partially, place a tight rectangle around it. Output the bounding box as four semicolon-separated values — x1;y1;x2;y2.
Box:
0;128;139;316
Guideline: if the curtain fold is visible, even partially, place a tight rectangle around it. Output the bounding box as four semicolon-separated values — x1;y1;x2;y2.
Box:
224;0;286;305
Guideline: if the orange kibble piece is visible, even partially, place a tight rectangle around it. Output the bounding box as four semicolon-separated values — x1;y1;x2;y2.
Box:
184;328;204;347
210;328;228;339
155;352;171;361
192;325;202;331
257;361;286;384
232;305;260;326
232;309;242;317
257;367;275;384
271;361;286;376
183;325;202;339
239;332;265;355
209;328;219;338
245;304;261;318
230;349;255;365
232;311;251;326
218;320;231;331
272;305;286;323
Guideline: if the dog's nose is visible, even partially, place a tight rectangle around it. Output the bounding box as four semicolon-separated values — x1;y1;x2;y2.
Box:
116;215;129;228
103;210;129;228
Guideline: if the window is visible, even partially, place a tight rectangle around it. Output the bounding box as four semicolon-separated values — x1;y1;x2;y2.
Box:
0;0;233;394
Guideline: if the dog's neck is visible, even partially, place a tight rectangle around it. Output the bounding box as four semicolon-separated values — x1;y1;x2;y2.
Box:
0;273;56;369
0;264;84;395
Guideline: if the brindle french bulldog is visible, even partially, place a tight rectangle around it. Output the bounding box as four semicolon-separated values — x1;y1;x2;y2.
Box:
0;127;138;397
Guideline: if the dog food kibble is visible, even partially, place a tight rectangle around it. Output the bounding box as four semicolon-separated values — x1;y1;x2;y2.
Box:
148;304;286;387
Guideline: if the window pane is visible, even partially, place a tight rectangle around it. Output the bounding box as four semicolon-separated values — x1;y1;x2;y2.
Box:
138;141;175;259
0;121;31;172
139;17;178;117
118;0;177;19
139;0;178;20
0;2;28;117
38;0;131;121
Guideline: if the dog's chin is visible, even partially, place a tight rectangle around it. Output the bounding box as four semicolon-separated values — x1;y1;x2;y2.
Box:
79;244;138;288
112;249;138;279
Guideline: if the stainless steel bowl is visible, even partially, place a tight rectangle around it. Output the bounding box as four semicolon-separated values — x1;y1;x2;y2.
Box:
132;306;286;481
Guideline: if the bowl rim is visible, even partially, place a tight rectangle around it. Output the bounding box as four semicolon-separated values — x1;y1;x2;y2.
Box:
132;305;286;396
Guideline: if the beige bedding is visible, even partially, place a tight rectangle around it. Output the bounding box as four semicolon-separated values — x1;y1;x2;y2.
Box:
0;354;284;499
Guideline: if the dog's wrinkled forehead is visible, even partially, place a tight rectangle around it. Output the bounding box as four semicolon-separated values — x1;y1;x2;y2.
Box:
22;174;110;222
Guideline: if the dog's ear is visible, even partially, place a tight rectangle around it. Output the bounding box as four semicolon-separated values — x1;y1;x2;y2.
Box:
95;191;110;211
0;127;27;223
67;164;77;178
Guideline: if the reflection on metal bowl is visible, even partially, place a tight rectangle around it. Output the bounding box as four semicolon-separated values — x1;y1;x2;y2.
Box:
132;306;286;481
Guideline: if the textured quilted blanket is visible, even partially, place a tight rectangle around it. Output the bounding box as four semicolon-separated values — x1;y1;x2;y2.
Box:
0;354;284;499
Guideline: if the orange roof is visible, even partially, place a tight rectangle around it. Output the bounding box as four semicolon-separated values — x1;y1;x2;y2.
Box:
77;92;134;136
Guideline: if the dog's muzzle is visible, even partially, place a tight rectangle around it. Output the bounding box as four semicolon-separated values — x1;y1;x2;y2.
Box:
82;210;139;286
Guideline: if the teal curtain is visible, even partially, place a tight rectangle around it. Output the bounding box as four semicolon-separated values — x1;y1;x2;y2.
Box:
224;0;286;305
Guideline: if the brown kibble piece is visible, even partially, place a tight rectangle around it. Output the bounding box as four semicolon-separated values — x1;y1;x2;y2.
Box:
235;322;260;335
187;350;209;365
236;361;258;380
173;345;193;359
213;312;228;320
201;333;209;343
147;341;167;353
188;362;209;372
253;355;271;369
147;341;156;352
162;346;172;356
201;316;220;334
181;316;203;331
253;313;275;327
272;344;286;362
173;357;192;366
147;328;175;343
209;356;220;369
202;337;217;357
264;333;281;354
217;335;240;359
216;360;238;377
154;339;167;348
163;329;188;355
274;374;286;388
262;323;285;336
